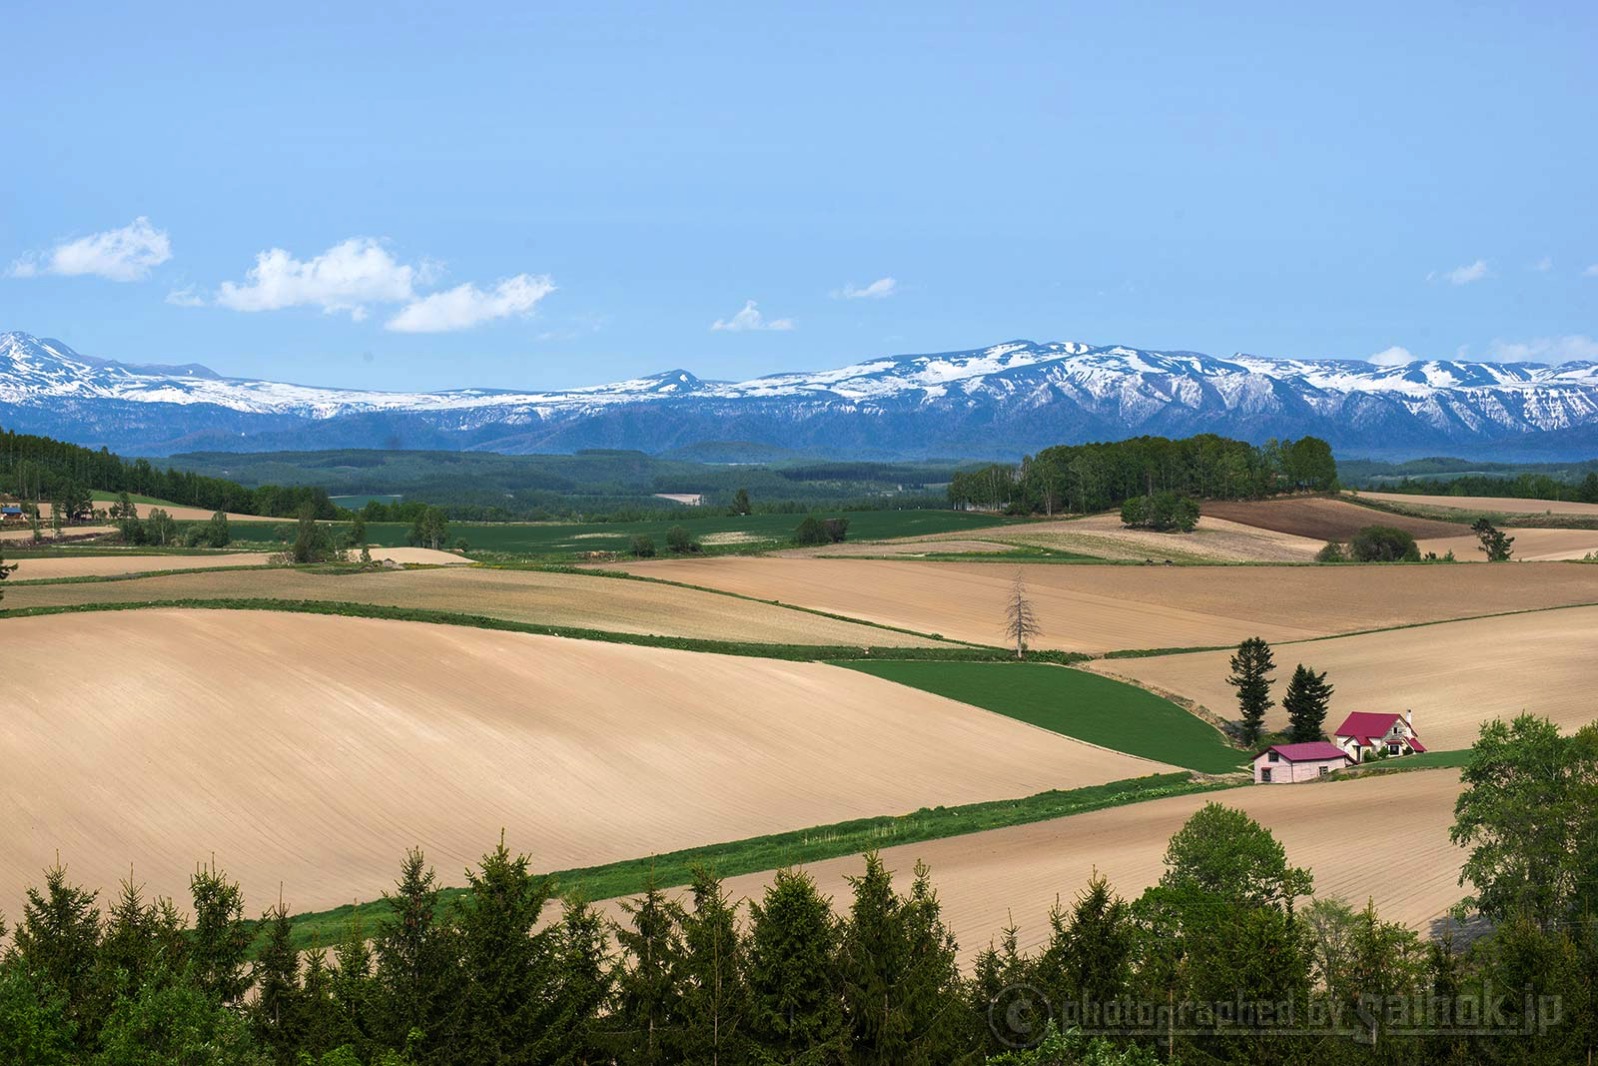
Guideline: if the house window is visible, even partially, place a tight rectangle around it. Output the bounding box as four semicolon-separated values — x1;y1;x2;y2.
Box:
1319;766;1331;777
1261;768;1273;783
1268;752;1280;762
1388;743;1401;755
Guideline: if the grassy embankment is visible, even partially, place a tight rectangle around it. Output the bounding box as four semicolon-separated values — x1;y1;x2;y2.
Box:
837;660;1246;774
266;771;1230;952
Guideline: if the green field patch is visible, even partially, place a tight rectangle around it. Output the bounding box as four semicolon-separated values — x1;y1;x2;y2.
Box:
264;771;1228;953
836;660;1245;774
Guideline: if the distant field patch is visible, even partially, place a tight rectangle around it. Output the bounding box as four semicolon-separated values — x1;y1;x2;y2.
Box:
1203;496;1463;540
837;660;1244;773
229;509;1018;557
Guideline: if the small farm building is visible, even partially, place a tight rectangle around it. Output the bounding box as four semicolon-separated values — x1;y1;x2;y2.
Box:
1253;742;1352;784
1334;711;1425;762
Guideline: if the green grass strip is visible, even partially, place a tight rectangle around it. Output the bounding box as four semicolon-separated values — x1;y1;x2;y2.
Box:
0;597;1087;664
265;771;1229;952
835;660;1246;774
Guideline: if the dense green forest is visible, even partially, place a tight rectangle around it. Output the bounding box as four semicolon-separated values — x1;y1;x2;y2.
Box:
947;435;1338;513
1357;471;1598;503
165;449;969;520
0;429;336;519
0;716;1591;1064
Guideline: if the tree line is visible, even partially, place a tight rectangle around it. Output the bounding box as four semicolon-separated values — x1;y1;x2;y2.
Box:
1370;471;1598;504
1;715;1592;1064
947;435;1338;515
0;428;338;519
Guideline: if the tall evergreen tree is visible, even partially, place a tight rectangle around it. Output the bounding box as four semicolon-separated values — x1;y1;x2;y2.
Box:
1226;637;1276;746
11;864;104;1053
677;869;750;1066
746;869;846;1064
188;863;252;1005
97;878;186;997
372;850;458;1058
1282;664;1334;743
1034;873;1132;1018
452;836;559;1065
610;874;687;1064
549;897;614;1066
251;902;305;1063
330;909;378;1060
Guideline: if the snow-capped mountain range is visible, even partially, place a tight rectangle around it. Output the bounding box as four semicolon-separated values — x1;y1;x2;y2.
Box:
7;330;1598;459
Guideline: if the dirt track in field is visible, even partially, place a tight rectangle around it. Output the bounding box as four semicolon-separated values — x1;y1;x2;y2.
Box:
1202;497;1465;540
1090;606;1598;750
1360;491;1598;517
609;770;1465;964
0;610;1161;918
613;557;1598;653
0;563;947;646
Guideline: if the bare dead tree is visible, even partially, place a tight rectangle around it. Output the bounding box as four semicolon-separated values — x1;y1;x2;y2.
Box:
1003;571;1041;660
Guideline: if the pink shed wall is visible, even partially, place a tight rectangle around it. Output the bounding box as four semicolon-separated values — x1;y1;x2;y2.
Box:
1252;755;1347;783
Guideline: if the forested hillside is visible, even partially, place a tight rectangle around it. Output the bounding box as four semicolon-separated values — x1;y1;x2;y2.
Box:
947;434;1337;513
0;427;335;518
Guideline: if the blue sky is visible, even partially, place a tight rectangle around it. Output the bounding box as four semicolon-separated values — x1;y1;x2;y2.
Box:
3;1;1595;390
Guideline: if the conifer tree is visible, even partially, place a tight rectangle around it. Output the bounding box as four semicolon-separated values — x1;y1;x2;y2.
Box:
892;861;963;1065
1034;873;1132;1019
12;863;104;1052
373;850;458;1057
452;836;558;1064
251;902;304;1063
97;877;185;1006
840;854;909;1063
550;896;614;1066
610;873;687;1064
1282;664;1334;743
188;862;252;1004
330;909;377;1059
966;919;1035;1057
297;942;346;1062
1225;637;1275;746
746;868;846;1064
677;869;751;1066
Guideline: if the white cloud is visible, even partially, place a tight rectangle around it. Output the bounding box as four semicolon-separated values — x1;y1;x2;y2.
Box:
1368;345;1417;366
1442;259;1490;285
710;300;795;332
834;276;898;300
1486;335;1598;364
9;217;172;281
1534;256;1554;272
215;238;421;318
385;274;555;333
165;285;205;308
1584;264;1598;278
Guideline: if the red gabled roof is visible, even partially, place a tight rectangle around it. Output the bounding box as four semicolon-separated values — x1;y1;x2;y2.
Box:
1260;742;1351;763
1407;738;1427;753
1334;711;1408;746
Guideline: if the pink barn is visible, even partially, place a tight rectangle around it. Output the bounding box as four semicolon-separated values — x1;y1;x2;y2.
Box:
1252;742;1353;784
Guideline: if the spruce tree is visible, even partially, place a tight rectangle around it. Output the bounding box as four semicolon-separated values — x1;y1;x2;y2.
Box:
452;836;558;1065
840;853;908;1063
188;862;252;1005
610;873;687;1065
373;850;458;1057
550;896;614;1066
677;869;750;1066
1226;637;1276;746
251;902;304;1063
97;877;185;1003
12;864;104;1053
746;868;846;1063
297;942;345;1062
1034;873;1131;1018
892;861;963;1065
330;909;377;1059
1282;664;1334;743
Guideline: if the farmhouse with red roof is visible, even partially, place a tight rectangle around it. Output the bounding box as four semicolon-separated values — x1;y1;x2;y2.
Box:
1252;742;1353;784
1333;710;1425;762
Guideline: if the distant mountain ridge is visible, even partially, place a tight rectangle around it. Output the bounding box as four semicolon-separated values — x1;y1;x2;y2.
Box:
6;330;1598;459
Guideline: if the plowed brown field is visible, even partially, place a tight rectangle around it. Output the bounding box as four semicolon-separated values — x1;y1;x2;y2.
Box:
625;770;1465;964
613;557;1598;653
1090;606;1598;750
1202;497;1464;540
0;564;942;646
0;610;1161;917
